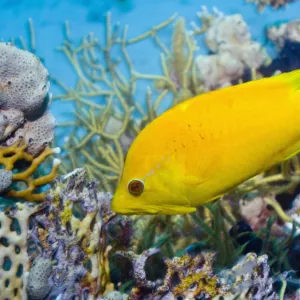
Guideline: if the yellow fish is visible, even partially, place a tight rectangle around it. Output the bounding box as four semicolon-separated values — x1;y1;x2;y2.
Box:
112;70;300;215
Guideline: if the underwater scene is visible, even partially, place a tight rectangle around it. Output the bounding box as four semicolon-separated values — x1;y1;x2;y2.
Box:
4;0;300;299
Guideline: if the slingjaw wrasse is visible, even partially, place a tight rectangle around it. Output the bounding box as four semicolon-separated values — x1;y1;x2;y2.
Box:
112;70;300;215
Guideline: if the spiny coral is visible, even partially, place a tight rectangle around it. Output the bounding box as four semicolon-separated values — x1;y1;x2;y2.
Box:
116;248;162;290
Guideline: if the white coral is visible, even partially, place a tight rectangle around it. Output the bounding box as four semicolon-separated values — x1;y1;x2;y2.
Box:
195;8;269;91
267;20;300;48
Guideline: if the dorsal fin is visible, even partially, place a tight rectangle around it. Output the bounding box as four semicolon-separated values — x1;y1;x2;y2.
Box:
278;69;300;90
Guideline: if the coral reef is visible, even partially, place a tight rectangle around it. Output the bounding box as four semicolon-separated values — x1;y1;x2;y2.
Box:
26;168;115;298
48;11;300;298
0;167;287;299
115;247;279;299
3;8;300;300
0;42;60;201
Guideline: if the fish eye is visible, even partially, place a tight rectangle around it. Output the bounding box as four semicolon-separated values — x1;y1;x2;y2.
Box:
128;179;144;196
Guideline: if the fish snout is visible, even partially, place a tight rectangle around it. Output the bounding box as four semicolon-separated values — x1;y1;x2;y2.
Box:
111;190;131;214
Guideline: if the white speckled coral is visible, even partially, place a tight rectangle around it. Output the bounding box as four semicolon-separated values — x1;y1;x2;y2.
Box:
0;43;56;157
195;8;268;91
0;43;49;116
5;112;55;156
0;109;24;141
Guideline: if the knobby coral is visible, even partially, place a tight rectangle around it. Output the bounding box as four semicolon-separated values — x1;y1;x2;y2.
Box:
194;7;269;91
267;20;300;49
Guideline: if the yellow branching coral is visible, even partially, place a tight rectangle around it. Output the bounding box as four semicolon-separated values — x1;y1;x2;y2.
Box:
0;143;60;201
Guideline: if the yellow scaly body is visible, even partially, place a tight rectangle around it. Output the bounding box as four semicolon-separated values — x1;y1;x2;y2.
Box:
112;70;300;215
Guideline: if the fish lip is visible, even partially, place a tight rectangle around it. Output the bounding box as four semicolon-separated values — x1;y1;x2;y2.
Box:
111;204;196;215
111;202;159;215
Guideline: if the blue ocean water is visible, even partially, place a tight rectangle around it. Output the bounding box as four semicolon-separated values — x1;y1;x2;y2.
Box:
1;0;300;126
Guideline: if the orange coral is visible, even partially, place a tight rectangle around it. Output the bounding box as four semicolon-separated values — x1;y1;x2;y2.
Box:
0;143;60;201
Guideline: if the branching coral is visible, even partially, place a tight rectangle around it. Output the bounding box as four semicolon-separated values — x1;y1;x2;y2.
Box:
0;143;60;201
53;13;177;192
53;11;208;192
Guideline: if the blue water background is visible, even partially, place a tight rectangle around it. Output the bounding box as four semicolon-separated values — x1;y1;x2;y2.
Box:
1;0;300;134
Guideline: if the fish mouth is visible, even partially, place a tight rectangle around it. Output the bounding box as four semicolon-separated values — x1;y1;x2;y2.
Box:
111;202;196;215
111;203;160;215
